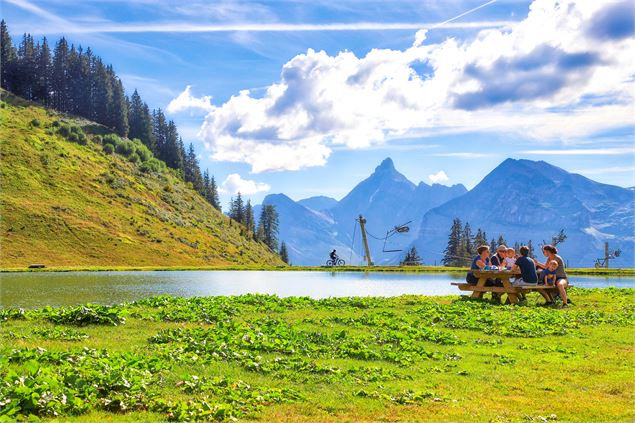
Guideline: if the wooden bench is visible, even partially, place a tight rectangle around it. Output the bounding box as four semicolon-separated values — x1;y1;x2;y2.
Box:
451;270;571;304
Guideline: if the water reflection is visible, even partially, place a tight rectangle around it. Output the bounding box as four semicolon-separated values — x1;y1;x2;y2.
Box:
0;270;632;309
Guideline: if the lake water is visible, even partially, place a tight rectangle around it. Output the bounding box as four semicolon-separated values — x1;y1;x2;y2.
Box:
1;270;633;309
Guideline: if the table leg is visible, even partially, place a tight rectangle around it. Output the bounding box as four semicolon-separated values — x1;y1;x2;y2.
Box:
501;276;519;304
471;276;487;299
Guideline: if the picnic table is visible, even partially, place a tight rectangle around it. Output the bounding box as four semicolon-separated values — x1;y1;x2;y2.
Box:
451;269;564;304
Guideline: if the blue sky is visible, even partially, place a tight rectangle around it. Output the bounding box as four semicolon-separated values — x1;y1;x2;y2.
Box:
4;0;634;206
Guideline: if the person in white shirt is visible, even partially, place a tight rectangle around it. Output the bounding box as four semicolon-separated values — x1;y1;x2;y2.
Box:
503;247;516;269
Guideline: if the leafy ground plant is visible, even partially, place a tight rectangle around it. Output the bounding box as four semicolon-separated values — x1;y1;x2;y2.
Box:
0;289;633;422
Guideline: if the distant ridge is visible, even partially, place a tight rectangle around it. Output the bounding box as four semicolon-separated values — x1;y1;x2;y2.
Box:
298;196;338;212
256;157;467;265
255;157;633;267
413;158;634;267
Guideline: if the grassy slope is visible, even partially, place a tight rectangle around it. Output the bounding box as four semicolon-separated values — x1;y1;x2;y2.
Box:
1;289;633;422
0;92;283;268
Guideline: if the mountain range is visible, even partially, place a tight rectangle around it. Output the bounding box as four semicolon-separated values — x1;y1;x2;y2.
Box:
258;157;634;267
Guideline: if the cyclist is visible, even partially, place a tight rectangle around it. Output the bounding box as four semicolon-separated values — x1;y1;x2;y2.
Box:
330;249;338;262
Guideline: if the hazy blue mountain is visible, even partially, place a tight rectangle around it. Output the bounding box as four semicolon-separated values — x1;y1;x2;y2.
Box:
253;158;466;265
298;196;338;212
413;159;635;267
327;158;466;265
255;193;354;265
254;157;633;267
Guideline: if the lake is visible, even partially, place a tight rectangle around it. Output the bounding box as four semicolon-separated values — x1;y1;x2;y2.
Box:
1;270;634;309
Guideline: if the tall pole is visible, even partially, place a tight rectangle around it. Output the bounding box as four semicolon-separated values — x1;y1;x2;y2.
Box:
358;215;373;267
605;241;609;268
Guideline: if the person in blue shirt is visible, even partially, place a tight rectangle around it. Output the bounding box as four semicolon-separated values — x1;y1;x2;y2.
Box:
466;245;491;285
512;245;538;284
541;260;559;286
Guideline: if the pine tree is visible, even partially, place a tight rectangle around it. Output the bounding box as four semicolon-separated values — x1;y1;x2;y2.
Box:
473;228;487;250
497;234;507;248
51;37;70;112
209;176;221;211
184;143;203;192
229;193;245;224
33;37;51;105
202;169;211;201
490;238;497;253
68;45;91;116
90;57;111;123
152;109;167;159
128;90;155;150
109;76;128;136
442;218;463;267
161;124;184;173
279;241;289;264
527;240;535;258
401;246;422;266
244;200;256;235
0;20;17;91
460;222;473;266
16;33;36;100
257;204;279;251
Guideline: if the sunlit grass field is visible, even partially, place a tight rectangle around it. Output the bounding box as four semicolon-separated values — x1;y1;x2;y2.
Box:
1;288;633;422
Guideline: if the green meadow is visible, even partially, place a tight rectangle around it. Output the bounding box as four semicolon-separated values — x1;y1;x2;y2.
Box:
1;288;633;422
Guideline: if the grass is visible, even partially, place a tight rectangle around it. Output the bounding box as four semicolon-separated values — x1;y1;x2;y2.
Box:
2;264;633;276
0;90;282;268
1;289;633;422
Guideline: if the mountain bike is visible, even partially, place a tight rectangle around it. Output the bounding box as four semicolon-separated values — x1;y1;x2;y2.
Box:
325;258;345;267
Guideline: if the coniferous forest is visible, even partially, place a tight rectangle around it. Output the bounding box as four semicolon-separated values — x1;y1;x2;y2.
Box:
0;20;221;211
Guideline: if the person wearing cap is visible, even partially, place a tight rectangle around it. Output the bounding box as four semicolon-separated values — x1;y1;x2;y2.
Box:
488;245;508;301
490;245;507;268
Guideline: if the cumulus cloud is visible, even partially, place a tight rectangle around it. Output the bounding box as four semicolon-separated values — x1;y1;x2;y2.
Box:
220;173;271;195
166;85;213;114
585;1;634;41
185;0;635;172
428;170;449;184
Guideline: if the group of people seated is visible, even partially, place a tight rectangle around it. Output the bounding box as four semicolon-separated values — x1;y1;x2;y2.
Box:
466;244;570;307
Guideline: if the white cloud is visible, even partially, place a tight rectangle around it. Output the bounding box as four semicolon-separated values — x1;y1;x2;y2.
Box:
571;166;635;175
166;85;213;114
433;152;492;158
521;147;635;156
19;21;515;34
428;170;449;184
184;0;634;172
220;174;271;195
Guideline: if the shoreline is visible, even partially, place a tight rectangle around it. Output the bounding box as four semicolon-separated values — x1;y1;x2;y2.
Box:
1;264;633;276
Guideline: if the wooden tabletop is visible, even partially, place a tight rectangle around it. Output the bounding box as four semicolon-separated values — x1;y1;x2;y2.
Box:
473;269;520;277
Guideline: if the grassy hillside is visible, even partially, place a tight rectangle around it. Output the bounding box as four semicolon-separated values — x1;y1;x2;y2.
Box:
0;91;283;268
